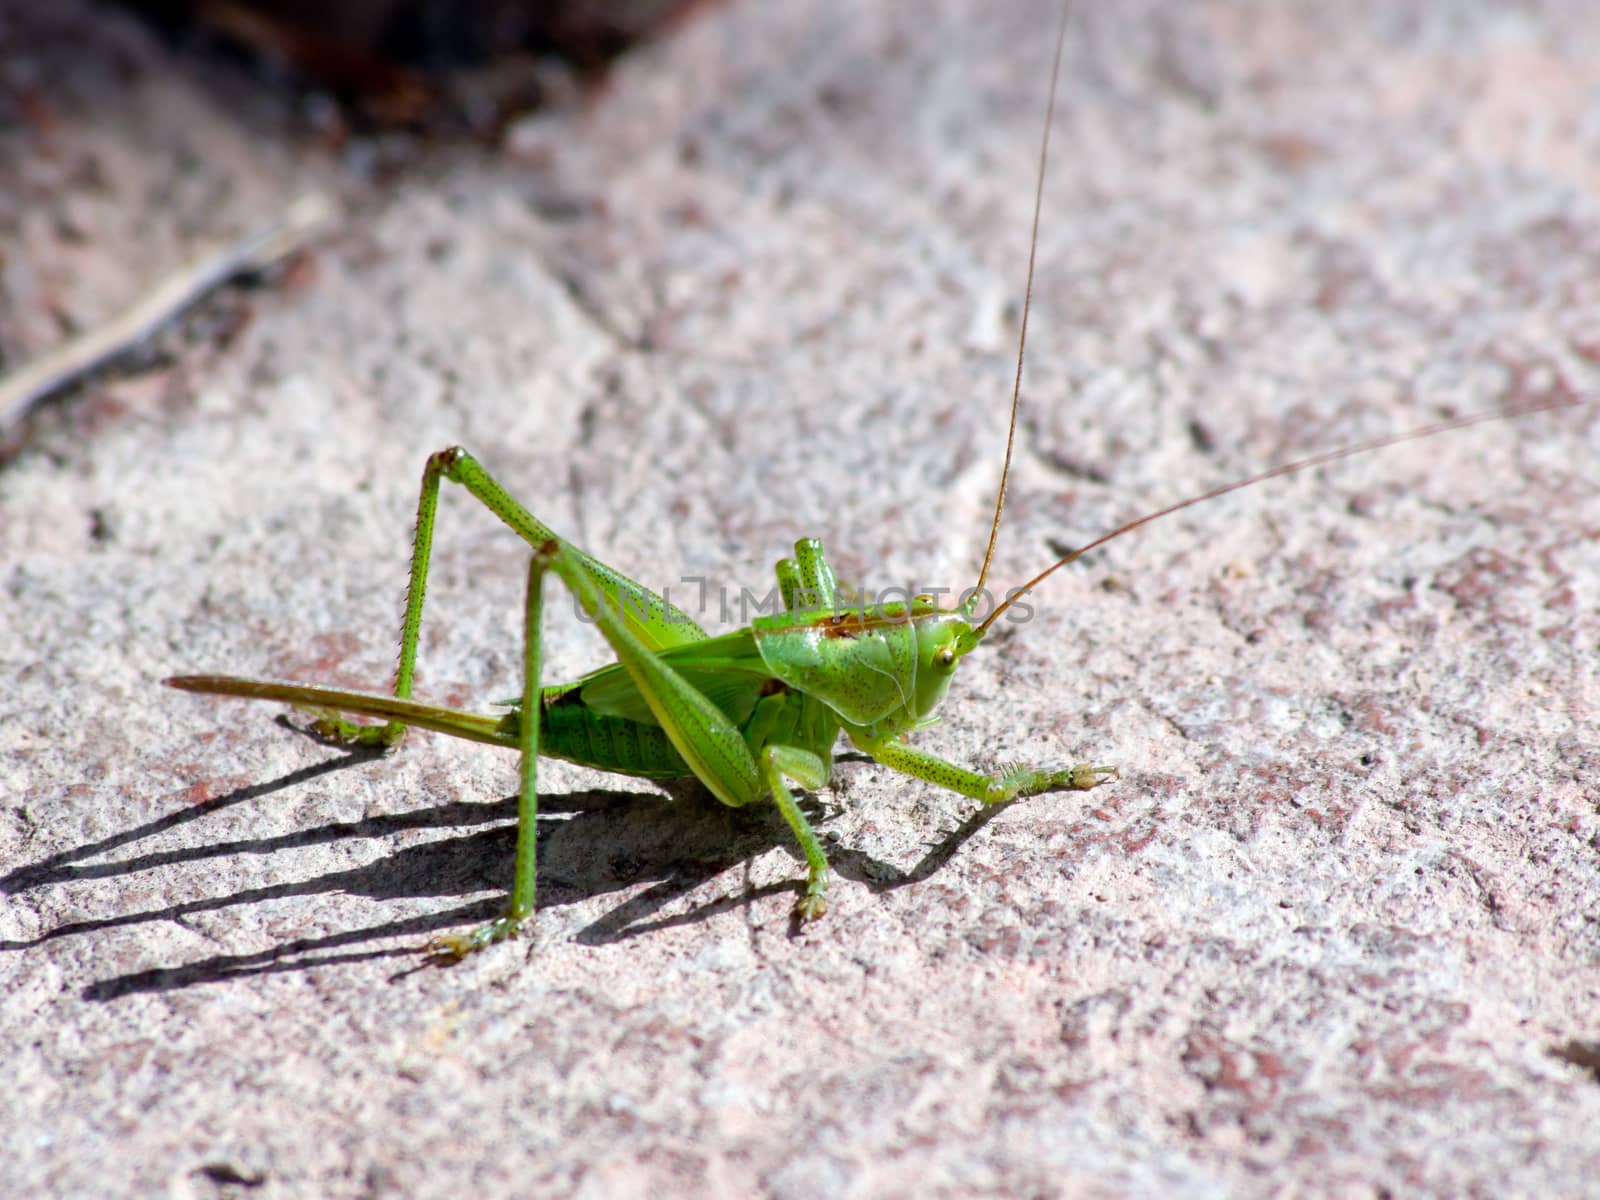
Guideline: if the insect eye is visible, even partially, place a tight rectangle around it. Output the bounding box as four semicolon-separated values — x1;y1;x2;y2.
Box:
936;648;956;669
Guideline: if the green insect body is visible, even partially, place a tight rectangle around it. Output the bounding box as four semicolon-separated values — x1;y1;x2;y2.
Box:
171;441;1115;960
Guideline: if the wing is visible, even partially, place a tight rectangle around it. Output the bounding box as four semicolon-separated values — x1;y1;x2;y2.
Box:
569;627;775;728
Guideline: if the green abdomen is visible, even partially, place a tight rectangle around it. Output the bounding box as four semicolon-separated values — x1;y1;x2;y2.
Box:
537;692;691;778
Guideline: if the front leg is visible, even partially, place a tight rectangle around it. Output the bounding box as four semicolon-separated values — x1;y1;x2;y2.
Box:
761;744;832;920
852;734;1117;806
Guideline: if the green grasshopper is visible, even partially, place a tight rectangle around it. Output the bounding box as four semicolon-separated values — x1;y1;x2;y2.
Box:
165;7;1570;961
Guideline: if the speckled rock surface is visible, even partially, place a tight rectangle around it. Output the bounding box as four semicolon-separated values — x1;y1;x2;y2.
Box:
3;1;1598;1196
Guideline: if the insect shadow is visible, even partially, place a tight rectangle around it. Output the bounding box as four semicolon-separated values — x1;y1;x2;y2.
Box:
4;745;994;998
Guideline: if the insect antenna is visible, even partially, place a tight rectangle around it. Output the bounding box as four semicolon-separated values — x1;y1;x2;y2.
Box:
972;394;1582;638
973;0;1072;599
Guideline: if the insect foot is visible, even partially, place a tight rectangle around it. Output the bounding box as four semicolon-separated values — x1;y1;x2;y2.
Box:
983;763;1119;806
425;913;529;964
1058;764;1120;791
795;885;829;923
308;709;407;750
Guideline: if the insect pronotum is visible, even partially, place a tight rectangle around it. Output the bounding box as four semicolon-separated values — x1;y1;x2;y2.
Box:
167;1;1577;961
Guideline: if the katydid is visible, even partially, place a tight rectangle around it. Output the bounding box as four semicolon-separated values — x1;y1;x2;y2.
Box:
165;4;1576;962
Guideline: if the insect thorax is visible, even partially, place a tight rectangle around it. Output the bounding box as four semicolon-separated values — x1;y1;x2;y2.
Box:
751;603;973;732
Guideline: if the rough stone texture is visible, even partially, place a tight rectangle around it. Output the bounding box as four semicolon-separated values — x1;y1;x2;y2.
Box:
3;1;1598;1196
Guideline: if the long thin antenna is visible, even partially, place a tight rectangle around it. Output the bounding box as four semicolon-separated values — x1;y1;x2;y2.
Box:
972;396;1581;637
973;0;1072;597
